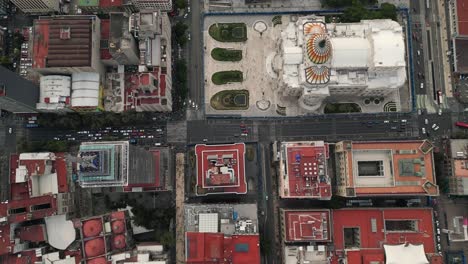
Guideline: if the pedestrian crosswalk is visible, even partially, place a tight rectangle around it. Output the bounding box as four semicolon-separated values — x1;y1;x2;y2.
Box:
416;94;449;113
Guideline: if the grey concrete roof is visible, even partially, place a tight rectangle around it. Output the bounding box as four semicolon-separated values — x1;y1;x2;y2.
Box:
0;66;39;113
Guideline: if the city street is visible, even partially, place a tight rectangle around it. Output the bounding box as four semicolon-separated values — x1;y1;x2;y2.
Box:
188;0;203;108
187;113;422;144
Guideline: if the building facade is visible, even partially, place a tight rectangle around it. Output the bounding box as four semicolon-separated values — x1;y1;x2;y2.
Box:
275;15;406;112
447;139;468;195
132;0;172;11
10;0;60;13
448;0;468;74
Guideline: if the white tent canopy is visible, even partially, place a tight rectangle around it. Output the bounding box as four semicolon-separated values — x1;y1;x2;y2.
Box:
45;214;75;250
384;244;429;264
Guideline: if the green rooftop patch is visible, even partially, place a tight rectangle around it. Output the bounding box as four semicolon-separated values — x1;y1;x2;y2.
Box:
212;70;243;85
209;23;247;42
211;48;242;61
210;90;249;110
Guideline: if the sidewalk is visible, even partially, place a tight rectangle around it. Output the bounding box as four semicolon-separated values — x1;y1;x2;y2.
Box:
175;153;186;264
436;0;454;97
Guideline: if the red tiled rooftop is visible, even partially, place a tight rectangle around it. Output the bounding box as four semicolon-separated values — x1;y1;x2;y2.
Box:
160;75;166;96
123;68;166;110
195;144;247;196
0;195;58;223
16;224;47;242
0;224;12;255
340;140;438;196
112;234;126;250
55;153;69;193
100;19;110;39
185;232;260;264
33;17;93;69
84;237;106;258
330;208;436;262
283;210;331;242
82;218;103;238
456;0;468;36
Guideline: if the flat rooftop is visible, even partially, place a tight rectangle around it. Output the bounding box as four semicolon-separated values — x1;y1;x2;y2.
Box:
195;143;247;195
279;141;331;199
331;208;436;255
185;204;258;235
338;140;438;196
456;0;468;36
185;232;260;264
282;209;331;242
33;16;94;69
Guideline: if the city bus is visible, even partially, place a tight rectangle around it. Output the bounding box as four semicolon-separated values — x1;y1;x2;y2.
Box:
455;121;468;129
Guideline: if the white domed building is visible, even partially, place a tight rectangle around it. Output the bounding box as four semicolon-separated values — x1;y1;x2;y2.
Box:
275;15;406;112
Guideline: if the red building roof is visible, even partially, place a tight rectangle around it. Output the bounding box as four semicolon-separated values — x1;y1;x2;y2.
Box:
32;16;94;69
185;232;260;264
330;208;437;264
457;0;468;36
336;140;438;196
84;238;106;258
82;218;103;238
123;68;169;111
283;210;331;242
195;143;247;196
100;0;123;7
16;224;47;243
281;142;331;199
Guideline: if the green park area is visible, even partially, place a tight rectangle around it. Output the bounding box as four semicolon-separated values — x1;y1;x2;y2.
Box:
210;90;249;110
211;48;242;61
212;70;243;85
209;23;248;42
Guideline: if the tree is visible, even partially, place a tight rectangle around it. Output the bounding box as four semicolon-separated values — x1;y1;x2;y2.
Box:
341;0;369;22
159;231;175;248
0;56;11;66
174;0;187;9
173;22;188;47
379;3;397;21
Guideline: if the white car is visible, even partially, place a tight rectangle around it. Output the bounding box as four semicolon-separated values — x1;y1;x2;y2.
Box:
421;127;426;134
434;126;440;131
424;119;428;125
8;127;12;134
184;13;188;19
187;7;191;12
384;120;389;123
187;33;191;41
432;124;437;129
154;143;161;146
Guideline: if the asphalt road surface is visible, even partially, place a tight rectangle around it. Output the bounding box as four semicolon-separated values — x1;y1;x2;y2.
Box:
188;0;203;108
187;113;420;144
